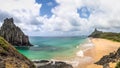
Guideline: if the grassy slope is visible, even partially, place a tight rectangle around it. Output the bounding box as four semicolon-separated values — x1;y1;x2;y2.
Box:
89;30;120;42
0;36;35;68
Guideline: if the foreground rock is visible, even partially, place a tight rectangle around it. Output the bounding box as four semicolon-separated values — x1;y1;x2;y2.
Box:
33;60;73;68
0;37;35;68
0;18;32;46
95;47;120;68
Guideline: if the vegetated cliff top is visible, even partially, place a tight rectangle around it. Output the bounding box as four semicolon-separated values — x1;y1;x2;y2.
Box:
0;36;35;68
89;28;120;42
0;18;32;46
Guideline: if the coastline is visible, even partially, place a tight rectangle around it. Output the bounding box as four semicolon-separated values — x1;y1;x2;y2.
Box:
30;38;120;68
77;38;120;68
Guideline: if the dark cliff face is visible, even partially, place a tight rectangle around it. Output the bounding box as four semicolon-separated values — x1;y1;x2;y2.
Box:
0;18;32;46
0;37;35;68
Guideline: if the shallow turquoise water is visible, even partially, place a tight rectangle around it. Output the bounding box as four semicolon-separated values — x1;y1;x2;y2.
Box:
16;36;87;60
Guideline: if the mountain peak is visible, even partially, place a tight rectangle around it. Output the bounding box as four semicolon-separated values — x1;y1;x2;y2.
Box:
0;18;32;46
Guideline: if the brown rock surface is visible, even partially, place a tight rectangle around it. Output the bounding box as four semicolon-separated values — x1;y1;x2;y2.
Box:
0;37;35;68
0;18;32;46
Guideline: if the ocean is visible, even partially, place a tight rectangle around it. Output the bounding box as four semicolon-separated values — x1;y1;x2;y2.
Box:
16;36;88;60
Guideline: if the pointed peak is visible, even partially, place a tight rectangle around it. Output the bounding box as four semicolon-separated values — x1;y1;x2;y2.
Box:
94;28;98;32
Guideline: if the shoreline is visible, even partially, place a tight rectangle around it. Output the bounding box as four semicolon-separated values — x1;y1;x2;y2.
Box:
30;38;120;68
78;38;120;68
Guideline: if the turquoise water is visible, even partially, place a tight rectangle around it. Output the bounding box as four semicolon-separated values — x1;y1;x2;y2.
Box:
16;36;87;60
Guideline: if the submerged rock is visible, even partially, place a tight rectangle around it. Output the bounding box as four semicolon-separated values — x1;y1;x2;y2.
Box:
0;18;32;46
0;37;35;68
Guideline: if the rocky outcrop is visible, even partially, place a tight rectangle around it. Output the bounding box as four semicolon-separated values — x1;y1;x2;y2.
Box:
95;48;120;68
0;36;35;68
88;28;103;38
0;18;32;46
33;60;73;68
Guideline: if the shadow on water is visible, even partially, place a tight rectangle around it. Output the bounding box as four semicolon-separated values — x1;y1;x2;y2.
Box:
15;46;31;50
15;44;64;52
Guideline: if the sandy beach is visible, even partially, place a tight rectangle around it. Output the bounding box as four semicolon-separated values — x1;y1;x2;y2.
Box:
77;38;120;68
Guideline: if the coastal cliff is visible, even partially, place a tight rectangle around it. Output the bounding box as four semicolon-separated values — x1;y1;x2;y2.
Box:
0;18;32;46
0;36;35;68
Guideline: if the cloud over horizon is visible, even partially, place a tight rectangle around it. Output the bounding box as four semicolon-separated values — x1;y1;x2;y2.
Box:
0;0;120;36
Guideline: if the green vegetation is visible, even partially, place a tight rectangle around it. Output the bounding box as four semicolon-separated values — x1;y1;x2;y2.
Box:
89;29;120;42
116;62;120;68
0;37;9;49
0;37;9;55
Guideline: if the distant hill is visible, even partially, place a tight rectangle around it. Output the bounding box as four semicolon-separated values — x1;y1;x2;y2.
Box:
89;29;120;42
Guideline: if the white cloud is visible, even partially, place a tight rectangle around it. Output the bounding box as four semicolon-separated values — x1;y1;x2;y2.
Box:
0;0;120;36
0;0;42;32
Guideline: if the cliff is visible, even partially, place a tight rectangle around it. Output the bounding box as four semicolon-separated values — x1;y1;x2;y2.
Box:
0;18;32;46
89;29;120;42
0;36;35;68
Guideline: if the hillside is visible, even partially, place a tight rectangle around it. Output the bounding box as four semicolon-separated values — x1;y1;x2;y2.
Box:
89;29;120;42
0;36;35;68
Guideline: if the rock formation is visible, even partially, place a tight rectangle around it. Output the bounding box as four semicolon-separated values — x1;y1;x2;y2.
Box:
88;28;103;38
0;36;35;68
95;48;120;68
0;18;32;46
33;60;73;68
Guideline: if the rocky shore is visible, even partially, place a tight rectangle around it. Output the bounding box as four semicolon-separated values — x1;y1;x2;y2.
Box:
33;60;73;68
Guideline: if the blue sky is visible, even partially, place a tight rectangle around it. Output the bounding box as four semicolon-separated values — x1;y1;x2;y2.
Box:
36;0;58;17
0;0;120;36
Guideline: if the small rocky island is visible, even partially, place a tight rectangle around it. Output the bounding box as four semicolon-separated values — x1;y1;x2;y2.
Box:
0;18;32;46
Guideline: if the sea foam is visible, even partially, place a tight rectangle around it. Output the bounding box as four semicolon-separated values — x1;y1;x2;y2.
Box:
76;50;84;57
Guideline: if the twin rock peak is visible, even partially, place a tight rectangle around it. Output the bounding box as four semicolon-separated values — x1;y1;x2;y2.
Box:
0;18;32;46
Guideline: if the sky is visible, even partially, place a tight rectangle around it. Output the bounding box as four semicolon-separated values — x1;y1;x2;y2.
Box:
0;0;120;36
